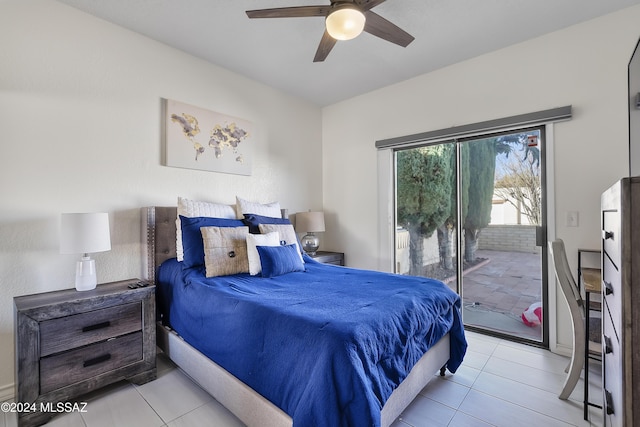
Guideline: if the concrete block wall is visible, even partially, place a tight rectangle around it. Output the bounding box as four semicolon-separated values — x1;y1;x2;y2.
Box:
478;225;540;253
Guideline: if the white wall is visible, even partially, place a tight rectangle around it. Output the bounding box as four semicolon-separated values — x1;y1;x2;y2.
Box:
0;0;322;394
322;6;640;351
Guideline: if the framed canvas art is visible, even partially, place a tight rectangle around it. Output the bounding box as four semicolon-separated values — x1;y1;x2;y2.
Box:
164;99;253;175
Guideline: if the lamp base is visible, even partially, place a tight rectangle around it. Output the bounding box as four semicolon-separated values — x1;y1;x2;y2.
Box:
75;256;97;291
301;232;320;256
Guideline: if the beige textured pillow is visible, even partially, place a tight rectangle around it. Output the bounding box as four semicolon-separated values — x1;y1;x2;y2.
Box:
201;226;249;277
258;223;304;263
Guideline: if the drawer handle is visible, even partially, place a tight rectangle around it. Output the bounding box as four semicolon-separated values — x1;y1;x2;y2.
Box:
83;353;111;368
604;281;614;296
604;335;613;354
82;321;111;332
603;230;614;240
605;389;614;415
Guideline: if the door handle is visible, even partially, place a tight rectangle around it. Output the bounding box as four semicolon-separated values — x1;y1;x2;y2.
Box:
604;281;614;296
535;226;545;247
605;389;614;415
604;335;613;354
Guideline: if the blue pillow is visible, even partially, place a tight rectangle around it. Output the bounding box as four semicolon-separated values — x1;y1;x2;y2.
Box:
243;214;291;234
180;215;245;268
256;244;305;278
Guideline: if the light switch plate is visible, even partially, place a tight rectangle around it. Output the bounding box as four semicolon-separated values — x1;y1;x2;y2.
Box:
566;211;579;227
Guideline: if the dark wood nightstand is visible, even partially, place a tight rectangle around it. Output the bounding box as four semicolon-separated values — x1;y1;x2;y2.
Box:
309;251;345;266
14;279;156;427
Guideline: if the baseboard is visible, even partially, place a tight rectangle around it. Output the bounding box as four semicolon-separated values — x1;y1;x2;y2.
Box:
0;382;14;402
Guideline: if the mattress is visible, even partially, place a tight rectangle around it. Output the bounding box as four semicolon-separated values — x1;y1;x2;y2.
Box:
157;256;466;427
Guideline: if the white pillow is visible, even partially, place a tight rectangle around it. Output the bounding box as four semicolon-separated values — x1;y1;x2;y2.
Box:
236;196;281;219
258;223;304;264
246;232;280;275
176;197;236;261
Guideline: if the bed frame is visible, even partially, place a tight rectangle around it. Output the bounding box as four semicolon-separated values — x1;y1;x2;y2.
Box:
142;206;451;427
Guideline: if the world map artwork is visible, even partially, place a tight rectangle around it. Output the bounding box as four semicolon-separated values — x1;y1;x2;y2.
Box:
165;99;253;176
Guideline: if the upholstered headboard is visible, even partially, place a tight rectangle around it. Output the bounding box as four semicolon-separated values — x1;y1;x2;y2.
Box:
142;206;177;284
142;205;289;284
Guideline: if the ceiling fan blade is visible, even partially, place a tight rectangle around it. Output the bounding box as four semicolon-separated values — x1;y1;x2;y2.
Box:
313;30;338;62
357;0;387;12
363;10;414;47
246;6;330;19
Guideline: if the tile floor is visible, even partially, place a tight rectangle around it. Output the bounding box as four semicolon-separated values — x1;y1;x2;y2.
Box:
1;331;602;427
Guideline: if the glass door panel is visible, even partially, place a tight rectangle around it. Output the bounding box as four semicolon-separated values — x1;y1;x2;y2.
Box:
461;131;544;342
394;128;546;344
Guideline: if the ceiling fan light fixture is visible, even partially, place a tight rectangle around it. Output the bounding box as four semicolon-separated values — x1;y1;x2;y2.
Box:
325;5;365;41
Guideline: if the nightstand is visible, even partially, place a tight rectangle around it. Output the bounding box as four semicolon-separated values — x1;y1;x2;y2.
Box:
309;251;345;266
14;279;156;427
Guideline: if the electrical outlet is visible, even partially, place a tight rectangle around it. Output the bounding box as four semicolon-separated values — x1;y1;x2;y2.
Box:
566;211;579;227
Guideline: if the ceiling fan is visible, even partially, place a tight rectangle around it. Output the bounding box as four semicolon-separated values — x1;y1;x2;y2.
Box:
246;0;414;62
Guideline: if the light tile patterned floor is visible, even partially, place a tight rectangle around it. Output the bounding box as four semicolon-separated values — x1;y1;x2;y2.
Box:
1;331;602;427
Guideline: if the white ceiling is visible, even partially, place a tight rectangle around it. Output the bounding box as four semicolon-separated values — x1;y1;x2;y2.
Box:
56;0;640;106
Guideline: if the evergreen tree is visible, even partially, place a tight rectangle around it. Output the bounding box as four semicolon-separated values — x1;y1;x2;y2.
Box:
436;143;469;270
396;145;453;275
463;137;510;262
397;137;513;273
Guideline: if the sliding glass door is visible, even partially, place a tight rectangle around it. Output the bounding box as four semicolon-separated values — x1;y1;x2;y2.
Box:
394;128;547;344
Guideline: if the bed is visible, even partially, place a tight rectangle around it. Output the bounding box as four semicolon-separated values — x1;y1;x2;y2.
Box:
143;205;466;427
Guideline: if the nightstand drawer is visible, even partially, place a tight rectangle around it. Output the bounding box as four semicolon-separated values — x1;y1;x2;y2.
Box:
310;251;345;265
40;331;143;394
40;302;142;357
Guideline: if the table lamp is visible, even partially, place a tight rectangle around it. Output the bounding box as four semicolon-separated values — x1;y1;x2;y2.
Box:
295;211;325;256
60;212;111;291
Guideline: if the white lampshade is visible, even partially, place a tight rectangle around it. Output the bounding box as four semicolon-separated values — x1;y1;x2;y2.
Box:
325;6;366;41
295;211;325;233
60;213;111;254
60;213;111;291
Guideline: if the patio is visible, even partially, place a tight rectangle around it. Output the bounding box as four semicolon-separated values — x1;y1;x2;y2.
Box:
456;249;543;341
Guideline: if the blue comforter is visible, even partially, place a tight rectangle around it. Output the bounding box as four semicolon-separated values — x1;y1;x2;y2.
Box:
157;256;466;427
